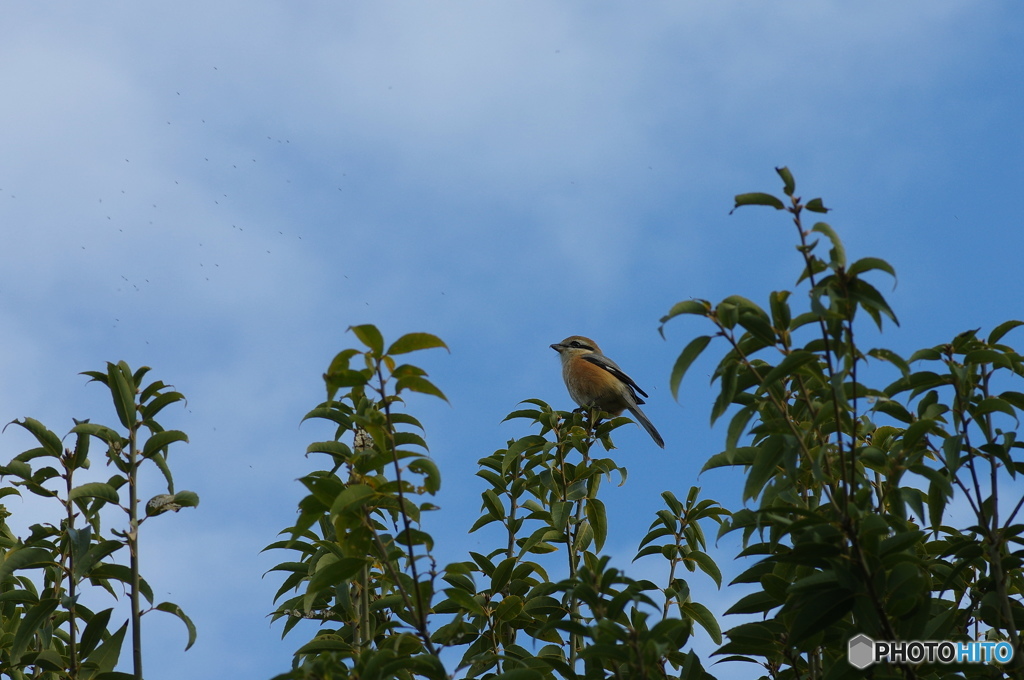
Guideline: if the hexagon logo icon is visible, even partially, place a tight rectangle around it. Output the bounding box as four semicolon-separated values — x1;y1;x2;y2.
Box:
848;634;875;669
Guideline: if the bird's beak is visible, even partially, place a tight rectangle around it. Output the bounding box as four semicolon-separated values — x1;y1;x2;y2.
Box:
550;343;563;352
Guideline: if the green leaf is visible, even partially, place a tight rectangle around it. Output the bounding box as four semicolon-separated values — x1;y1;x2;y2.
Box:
490;557;516;592
805;197;829;213
324;348;360;376
480;488;506;521
147;489;200;516
811;222;845;269
850;279;899;327
688;551;723;588
173;490;200;508
408;458;441;493
0;547;53;582
586;499;608;553
69;482;120;504
107;361;138;429
308;557;368;594
395;376;449;402
70;421;123;447
142;429;189;459
83;619;128;673
680;601;722;644
550;501;572;532
760;350;818;387
79;607;114;657
775;166;795;196
660;299;711;328
493;595;524;622
6;418;63;457
989;320;1024;344
768;290;791;331
732;192;784;211
964;349;1011;368
330;484;375;515
788;590;853;643
970;397;1018;421
147;450;176;494
74;540;123;581
387;333;449;356
349;324;384;355
847;256;897;281
154;601;198;650
141;390;186;421
670;336;712;400
11;597;59;662
868;348;910;377
444;587;485;616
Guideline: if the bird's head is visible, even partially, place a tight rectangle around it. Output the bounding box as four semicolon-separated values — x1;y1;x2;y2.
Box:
550;335;601;358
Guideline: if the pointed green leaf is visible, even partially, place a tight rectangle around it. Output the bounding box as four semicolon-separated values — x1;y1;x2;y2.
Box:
149;450;175;494
805;197;829;213
6;418;63;457
789;590;853;643
963;349;1012;369
775;166;795;196
660;300;712;329
680;601;722;644
107;362;137;429
387;333;449;356
760;350;818;387
154;601;198;651
308;557;368;595
74;540;123;581
395;376;449;402
330;484;375;515
408;458;441;494
172;490;200;508
0;547;53;582
586;498;608;552
142;429;189;459
768;290;791;330
69;482;119;504
811;222;845;269
989;320;1024;344
732;192;784;211
70;421;123;447
141;390;186;421
550;501;572;532
493;594;525;622
78;607;114;657
11;597;59;662
688;551;723;588
970;397;1018;422
348;324;384;355
847;256;896;281
83;619;128;673
670;336;712;400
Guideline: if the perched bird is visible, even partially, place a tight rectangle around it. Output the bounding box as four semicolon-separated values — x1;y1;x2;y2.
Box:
550;335;665;448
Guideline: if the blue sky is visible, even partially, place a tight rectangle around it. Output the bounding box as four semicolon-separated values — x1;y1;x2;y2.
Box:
1;2;1022;677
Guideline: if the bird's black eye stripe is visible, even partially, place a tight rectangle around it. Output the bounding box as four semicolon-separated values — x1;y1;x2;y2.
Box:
569;340;593;350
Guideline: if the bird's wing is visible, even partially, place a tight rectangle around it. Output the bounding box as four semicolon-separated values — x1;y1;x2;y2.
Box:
582;353;649;402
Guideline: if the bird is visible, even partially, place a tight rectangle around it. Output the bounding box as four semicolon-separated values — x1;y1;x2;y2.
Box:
550;335;665;448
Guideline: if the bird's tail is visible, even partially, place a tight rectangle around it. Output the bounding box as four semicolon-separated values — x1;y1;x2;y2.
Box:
627;404;665;448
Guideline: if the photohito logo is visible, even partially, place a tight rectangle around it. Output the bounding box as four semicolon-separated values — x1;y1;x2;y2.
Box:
848;634;1014;669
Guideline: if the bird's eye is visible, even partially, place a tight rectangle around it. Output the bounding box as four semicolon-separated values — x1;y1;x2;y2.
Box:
570;341;582;348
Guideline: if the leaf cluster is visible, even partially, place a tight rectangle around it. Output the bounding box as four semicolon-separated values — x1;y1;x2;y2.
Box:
268;330;728;679
0;361;197;679
663;168;1024;678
